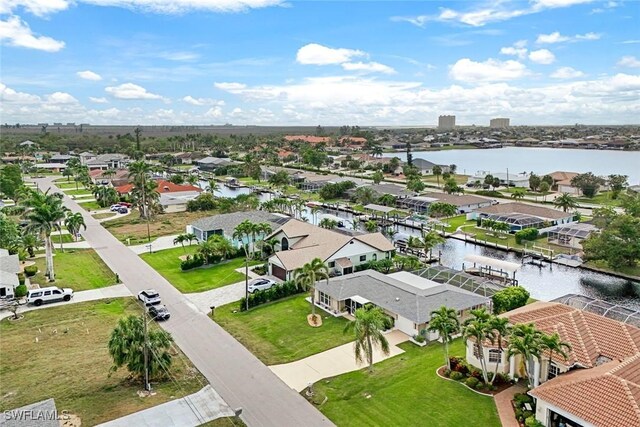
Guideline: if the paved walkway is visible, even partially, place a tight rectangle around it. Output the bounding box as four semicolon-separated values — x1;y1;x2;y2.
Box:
35;177;333;427
494;382;528;427
186;282;246;314
97;385;235;427
270;330;410;392
0;284;131;320
129;234;196;254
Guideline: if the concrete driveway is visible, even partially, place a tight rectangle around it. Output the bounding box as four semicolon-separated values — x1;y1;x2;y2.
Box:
269;330;410;392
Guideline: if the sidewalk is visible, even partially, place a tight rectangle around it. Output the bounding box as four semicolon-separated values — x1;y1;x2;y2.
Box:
96;385;235;427
0;284;132;320
269;330;409;391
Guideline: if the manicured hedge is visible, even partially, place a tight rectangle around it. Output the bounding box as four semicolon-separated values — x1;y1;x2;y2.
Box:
24;265;38;277
515;227;539;244
238;280;303;311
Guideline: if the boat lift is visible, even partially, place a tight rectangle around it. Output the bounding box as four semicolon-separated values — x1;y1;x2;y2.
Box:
462;254;521;286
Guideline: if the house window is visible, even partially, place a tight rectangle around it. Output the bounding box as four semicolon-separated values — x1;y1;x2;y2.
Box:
489;349;502;363
328;261;335;268
319;291;331;307
359;255;366;262
548;364;560;380
281;237;289;251
372;254;378;261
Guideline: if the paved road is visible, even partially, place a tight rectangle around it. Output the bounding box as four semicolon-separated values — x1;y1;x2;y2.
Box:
39;177;333;427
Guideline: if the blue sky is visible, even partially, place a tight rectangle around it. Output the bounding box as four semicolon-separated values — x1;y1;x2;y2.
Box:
1;0;639;125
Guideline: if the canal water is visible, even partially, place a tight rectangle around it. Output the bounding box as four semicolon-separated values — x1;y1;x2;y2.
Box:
204;181;640;309
392;147;640;184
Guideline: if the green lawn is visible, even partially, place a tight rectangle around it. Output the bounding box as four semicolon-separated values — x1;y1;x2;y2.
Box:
0;299;205;426
93;212;117;220
584;260;640;279
423;173;469;185
63;188;93;196
199;417;247;427
140;246;257;293
32;249;117;291
215;295;353;365
441;214;472;232
463;226;571;254
577;191;622;207
56;181;86;190
50;233;75;244
312;338;500;427
78;200;102;211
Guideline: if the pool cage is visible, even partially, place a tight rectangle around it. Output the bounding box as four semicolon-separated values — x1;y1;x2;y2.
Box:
547;223;595;246
397;197;438;214
553;294;640;328
484;213;545;229
413;265;507;298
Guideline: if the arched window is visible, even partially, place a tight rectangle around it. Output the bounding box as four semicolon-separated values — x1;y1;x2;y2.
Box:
281;237;289;251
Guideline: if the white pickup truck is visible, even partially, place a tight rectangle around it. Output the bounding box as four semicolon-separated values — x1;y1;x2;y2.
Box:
27;287;74;306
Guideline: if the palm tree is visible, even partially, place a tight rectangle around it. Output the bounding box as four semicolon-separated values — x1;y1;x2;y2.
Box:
208;234;234;260
294;257;329;320
364;220;378;233
462;308;495;384
64;212;86;242
185;233;196;246
128;161;157;219
421;230;445;259
310;205;322;224
554;193;578;212
488;316;510;385
234;220;257;311
103;169;116;185
23;190;68;280
319;218;337;229
428;202;457;219
206;179;219;194
540;332;571;381
507;323;544;388
93;186;119;208
432;165;443;187
378;194;397;207
173;234;188;252
344;305;390;372
354;187;376;205
197;238;216;264
428;306;460;370
21;232;40;258
511;188;526;200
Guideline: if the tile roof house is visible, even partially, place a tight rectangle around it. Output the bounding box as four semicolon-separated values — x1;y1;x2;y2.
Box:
283;135;332;144
266;220;395;281
529;354;640;427
315;270;489;338
188;211;290;249
89;168;130;186
466;300;640;427
0;248;20;299
115;179;202;196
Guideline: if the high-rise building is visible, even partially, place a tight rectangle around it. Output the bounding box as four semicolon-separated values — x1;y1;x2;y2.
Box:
438;115;456;130
490;118;510;129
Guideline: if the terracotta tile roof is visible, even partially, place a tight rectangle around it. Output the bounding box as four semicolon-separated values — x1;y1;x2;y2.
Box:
283;135;331;144
338;136;367;144
530;354;640;427
502;302;640;368
476;202;571;221
547;171;579;182
115;179;202;195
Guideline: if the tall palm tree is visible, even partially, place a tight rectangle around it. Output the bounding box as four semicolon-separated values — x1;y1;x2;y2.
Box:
23;190;68;280
511;188;526;200
488;316;510;385
93;186;119;208
294;258;329;319
206;179;219;194
540;332;572;381
462;308;495;384
208;234;234;260
173;234;187;252
507;323;544;388
234;220;256;311
185;232;196;247
432;165;442;187
128;161;157;219
428;306;460;370
310;205;322;224
64;212;86;242
364;220;378;233
421;231;445;259
103;169;116;185
344;305;390;372
554;193;578;212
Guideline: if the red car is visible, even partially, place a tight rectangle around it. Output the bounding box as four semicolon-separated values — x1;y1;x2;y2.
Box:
119;202;132;208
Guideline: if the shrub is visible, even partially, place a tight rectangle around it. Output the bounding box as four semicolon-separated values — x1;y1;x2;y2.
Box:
525;416;544;427
522;411;534;420
469;368;483;379
413;334;425;343
465;377;480;388
514;408;523;421
449;371;464;381
180;254;205;271
382;316;394;330
238;280;303;311
475;382;487;391
17;272;25;286
514;393;534;406
24;265;38;277
475;190;504;197
494;372;511;385
492;286;530;314
14;284;27;298
443;368;451;378
515;227;539;244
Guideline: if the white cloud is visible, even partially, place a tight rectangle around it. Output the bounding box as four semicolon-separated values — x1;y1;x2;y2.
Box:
529;49;556;64
500;40;528;59
46;92;78;104
89;96;109;103
80;0;284;13
617;56;640;68
341;61;396;74
182;95;224;106
0;15;65;52
392;0;593;27
157;51;200;61
105;83;165;100
449;58;528;82
77;70;102;81
296;43;366;65
0;0;70;17
550;67;585;79
536;31;601;44
205;106;223;118
622;40;640;44
0;82;41;104
214;82;247;91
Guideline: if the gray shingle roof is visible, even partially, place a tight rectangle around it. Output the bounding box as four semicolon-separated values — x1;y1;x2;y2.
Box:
191;211;290;235
316;270;489;323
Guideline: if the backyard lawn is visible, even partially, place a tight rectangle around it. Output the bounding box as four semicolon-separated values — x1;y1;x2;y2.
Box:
577;191;622;207
93;212;117;220
63;188;93;196
312;338;500;427
214;295;353;365
104;210;211;243
460;226;571;255
56;181;86;190
78;200;102;211
584;260;640;279
32;249;117;291
0;299;205;426
441;214;472;232
140;246;257;293
50;233;76;244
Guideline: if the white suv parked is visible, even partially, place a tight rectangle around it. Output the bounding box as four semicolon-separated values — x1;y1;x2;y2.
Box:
138;289;161;306
27;287;74;306
248;278;276;293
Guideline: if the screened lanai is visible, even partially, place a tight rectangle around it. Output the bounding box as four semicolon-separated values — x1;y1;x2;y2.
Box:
484;213;545;230
553;294;640;328
413;265;507;298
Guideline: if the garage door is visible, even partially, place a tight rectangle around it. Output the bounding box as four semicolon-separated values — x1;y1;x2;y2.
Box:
272;264;287;281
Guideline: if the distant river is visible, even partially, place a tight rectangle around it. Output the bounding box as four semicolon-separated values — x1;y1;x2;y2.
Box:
391;147;640;184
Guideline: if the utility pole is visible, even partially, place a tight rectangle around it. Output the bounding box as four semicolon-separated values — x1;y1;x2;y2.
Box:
143;312;151;392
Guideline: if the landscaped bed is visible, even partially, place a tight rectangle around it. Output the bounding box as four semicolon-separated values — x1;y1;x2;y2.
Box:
0;299;205;426
140;246;256;293
214;295;353;365
32;249;117;291
309;339;500;427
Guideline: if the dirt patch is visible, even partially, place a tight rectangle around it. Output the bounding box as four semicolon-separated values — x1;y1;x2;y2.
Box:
308;314;322;327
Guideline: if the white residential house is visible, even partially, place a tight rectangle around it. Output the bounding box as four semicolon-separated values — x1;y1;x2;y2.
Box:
266;220;395;281
0;249;20;299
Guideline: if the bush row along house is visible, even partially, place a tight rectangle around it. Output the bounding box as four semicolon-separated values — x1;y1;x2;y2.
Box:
466;300;640;427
